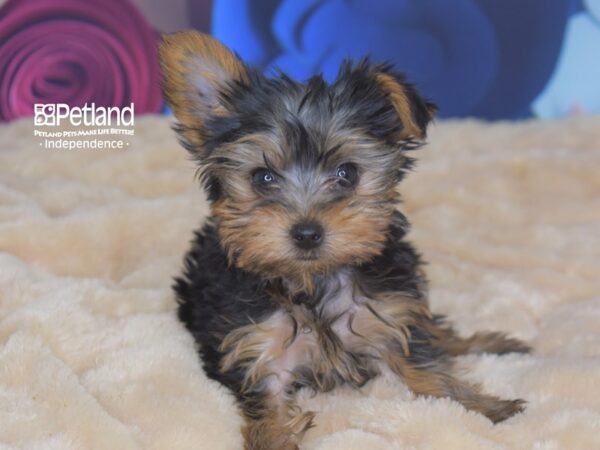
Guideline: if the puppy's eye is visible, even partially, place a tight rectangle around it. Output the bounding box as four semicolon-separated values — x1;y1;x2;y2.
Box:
334;163;358;186
252;168;276;185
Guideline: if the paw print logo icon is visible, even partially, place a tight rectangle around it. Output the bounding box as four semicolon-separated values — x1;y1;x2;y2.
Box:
34;104;56;126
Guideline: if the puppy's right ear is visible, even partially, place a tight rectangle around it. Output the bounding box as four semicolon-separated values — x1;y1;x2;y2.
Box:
159;31;248;150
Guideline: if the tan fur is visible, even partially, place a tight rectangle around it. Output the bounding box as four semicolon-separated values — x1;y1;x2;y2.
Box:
430;327;532;356
219;309;317;450
375;72;432;140
213;195;398;292
213;200;301;276
159;32;248;147
243;409;314;450
220;311;298;390
395;363;525;424
212;132;290;172
324;131;407;197
349;293;429;356
319;198;393;266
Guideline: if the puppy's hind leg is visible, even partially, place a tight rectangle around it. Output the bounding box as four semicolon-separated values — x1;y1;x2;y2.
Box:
382;341;525;423
400;362;525;423
429;316;531;356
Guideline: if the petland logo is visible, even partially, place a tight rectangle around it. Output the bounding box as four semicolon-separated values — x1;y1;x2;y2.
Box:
33;103;135;150
34;103;134;127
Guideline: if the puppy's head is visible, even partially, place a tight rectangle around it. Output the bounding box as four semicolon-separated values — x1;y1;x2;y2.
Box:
160;31;436;281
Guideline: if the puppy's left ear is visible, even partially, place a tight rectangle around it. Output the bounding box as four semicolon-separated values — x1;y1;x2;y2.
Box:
374;71;437;141
159;31;248;150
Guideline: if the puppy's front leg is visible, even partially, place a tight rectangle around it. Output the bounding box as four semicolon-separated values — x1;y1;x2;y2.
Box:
240;385;314;450
219;312;315;450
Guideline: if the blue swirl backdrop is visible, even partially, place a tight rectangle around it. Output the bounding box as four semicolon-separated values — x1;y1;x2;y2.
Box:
211;0;600;120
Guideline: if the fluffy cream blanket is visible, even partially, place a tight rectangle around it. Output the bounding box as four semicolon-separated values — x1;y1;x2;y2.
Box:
1;116;599;450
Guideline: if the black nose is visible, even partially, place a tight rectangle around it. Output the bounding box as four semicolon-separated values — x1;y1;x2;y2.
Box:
291;222;324;250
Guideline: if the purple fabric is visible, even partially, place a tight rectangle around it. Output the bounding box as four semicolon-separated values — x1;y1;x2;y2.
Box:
0;0;162;121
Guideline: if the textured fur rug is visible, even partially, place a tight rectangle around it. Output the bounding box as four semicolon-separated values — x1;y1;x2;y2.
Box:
1;116;599;449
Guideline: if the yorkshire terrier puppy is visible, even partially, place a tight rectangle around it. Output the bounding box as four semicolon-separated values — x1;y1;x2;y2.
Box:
160;32;529;450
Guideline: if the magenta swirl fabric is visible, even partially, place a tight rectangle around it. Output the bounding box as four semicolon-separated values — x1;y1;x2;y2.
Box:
0;0;162;122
